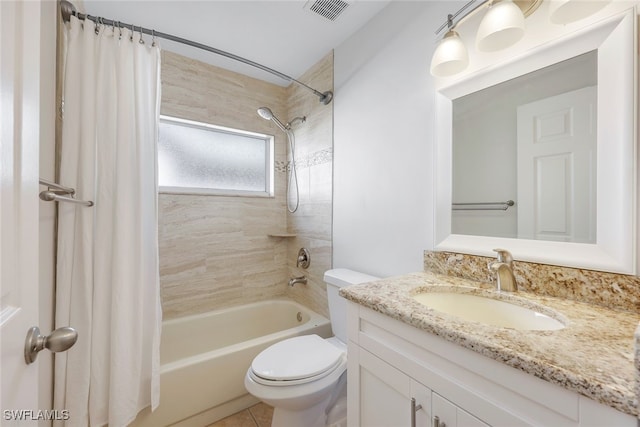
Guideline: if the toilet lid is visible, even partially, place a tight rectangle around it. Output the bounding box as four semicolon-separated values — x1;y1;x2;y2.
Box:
251;334;344;382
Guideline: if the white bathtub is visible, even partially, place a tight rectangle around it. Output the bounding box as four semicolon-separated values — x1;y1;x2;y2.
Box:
131;299;332;427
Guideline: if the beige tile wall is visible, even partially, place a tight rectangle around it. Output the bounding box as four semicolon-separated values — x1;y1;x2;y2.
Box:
159;51;334;320
159;51;290;319
285;52;334;318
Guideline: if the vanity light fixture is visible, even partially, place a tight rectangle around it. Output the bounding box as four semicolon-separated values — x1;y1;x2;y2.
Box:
548;0;611;24
431;0;613;77
431;0;536;77
476;0;525;52
430;15;469;78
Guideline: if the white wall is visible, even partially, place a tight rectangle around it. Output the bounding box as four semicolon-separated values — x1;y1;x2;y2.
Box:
333;1;461;277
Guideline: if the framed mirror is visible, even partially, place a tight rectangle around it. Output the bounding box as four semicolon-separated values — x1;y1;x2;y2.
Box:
434;8;636;274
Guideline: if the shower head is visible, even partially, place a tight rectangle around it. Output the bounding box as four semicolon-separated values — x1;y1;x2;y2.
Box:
257;107;274;120
257;107;289;132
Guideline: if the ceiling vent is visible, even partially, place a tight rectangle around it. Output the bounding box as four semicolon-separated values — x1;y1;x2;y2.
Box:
306;0;351;22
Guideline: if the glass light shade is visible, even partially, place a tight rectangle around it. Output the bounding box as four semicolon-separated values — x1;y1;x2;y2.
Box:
430;30;469;77
548;0;611;24
476;0;525;52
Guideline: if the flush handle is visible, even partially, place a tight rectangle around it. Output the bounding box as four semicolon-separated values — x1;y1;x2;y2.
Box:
24;326;78;365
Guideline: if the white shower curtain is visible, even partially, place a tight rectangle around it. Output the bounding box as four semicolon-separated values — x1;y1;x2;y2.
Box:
54;16;162;427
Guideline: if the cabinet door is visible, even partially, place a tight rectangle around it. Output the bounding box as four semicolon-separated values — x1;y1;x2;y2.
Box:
432;393;489;427
358;347;430;426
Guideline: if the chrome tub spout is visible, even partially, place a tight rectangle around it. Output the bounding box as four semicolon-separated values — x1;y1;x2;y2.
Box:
288;276;307;287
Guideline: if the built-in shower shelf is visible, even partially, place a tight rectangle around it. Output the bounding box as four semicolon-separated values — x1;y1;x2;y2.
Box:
267;233;297;238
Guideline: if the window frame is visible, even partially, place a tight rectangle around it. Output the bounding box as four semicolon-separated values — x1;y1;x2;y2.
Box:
158;115;275;198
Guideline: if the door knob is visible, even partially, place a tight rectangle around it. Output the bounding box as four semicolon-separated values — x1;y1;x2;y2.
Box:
24;326;78;365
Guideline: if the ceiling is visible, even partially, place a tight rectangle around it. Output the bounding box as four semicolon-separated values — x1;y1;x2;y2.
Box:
82;0;392;86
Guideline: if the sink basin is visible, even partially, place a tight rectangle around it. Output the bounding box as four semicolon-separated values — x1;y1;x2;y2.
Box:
413;292;565;331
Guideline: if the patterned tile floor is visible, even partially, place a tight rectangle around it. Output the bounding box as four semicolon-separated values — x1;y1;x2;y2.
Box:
207;403;273;427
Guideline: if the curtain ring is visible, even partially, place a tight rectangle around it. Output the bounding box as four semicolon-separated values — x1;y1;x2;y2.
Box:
138;26;145;44
93;16;99;35
117;21;122;40
129;23;134;42
151;29;157;47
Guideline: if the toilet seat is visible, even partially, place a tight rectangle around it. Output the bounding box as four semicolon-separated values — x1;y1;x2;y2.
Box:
250;335;345;387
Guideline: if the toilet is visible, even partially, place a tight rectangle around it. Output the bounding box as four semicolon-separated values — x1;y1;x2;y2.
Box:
244;268;379;427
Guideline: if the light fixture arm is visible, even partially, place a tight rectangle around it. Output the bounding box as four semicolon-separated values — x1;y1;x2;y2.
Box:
446;14;454;30
435;0;487;35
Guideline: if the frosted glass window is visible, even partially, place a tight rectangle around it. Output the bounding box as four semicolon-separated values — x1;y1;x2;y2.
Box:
158;116;274;196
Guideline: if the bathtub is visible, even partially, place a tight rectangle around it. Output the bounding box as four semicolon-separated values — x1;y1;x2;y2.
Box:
131;299;332;427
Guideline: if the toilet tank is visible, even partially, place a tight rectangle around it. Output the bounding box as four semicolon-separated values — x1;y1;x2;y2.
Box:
324;269;379;343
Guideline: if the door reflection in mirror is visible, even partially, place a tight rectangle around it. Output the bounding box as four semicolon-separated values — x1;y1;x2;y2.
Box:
452;51;597;243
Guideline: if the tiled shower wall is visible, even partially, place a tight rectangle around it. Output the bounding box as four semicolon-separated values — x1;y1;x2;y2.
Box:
285;52;334;318
159;51;289;319
159;51;334;319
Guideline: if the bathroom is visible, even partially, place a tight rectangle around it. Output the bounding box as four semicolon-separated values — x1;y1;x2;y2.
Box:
1;0;639;426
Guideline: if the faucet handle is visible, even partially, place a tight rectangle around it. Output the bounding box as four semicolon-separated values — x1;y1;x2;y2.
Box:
492;248;513;266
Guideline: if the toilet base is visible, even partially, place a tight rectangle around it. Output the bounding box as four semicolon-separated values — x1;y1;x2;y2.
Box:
271;394;332;427
269;373;347;427
326;383;347;426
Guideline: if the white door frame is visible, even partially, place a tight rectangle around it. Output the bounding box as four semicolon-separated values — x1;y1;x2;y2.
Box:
38;0;59;421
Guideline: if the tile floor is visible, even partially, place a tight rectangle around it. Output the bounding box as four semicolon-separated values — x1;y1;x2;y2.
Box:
207;402;273;427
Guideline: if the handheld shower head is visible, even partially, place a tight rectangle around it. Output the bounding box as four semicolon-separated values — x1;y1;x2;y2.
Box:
257;107;289;132
257;107;274;120
257;105;304;213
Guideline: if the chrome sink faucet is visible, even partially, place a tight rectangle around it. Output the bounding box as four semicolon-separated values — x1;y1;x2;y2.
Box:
488;249;517;292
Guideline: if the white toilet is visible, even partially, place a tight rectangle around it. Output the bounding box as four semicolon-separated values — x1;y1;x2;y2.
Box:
244;268;379;427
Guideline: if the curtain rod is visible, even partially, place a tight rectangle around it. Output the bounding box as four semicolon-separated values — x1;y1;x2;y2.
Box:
59;0;333;105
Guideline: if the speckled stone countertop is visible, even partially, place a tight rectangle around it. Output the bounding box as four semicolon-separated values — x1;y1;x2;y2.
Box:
340;271;640;417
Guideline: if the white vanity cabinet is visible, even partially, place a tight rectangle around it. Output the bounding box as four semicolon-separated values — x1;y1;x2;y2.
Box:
354;344;431;426
432;393;489;427
346;302;636;427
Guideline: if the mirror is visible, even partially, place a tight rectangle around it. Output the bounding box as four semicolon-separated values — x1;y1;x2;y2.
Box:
434;9;636;274
452;51;597;243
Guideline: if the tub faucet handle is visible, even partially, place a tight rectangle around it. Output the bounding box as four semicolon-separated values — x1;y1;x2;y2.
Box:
296;248;310;269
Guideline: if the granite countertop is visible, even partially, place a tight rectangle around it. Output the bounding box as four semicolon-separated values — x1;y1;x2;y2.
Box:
339;271;640;417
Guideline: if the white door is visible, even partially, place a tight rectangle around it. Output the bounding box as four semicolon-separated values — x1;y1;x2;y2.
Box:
1;0;50;423
516;86;596;243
